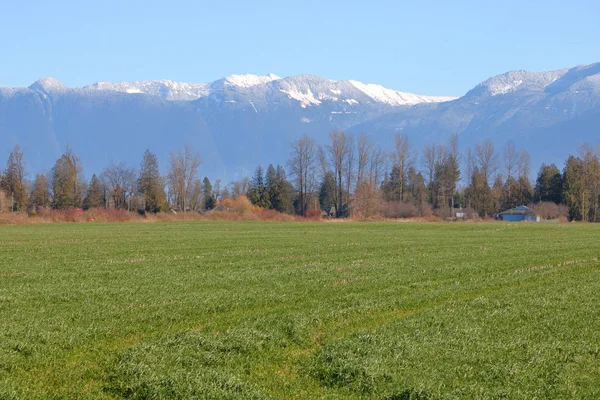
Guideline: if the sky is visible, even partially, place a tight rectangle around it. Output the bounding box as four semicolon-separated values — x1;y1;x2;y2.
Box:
1;0;599;97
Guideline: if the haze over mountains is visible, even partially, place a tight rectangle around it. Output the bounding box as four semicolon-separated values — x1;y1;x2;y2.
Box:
1;62;599;180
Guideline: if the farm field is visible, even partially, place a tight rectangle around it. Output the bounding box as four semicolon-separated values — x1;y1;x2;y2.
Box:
1;221;600;399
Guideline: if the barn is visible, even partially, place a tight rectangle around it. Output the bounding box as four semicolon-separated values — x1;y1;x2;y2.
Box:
499;205;540;222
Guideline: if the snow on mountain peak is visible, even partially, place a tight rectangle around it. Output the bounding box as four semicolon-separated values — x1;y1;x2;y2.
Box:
29;77;67;93
83;73;454;107
89;80;210;101
471;69;569;97
223;73;281;88
348;80;456;106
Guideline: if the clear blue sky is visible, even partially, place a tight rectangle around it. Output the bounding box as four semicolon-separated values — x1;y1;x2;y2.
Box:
1;0;598;97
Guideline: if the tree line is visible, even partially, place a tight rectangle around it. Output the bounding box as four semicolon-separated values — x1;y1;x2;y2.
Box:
1;134;599;221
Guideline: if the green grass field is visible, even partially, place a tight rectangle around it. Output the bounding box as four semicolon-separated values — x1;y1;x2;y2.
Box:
1;221;599;399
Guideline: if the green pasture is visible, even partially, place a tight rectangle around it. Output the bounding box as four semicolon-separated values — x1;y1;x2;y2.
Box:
0;221;599;399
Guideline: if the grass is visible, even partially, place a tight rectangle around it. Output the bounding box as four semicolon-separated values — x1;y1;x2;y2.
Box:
0;221;599;399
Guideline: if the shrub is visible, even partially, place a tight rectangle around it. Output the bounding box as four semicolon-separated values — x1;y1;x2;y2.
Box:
380;202;418;219
218;196;260;215
306;208;322;220
530;202;568;220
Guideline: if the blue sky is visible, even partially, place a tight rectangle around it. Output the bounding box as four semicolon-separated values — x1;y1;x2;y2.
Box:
1;0;598;97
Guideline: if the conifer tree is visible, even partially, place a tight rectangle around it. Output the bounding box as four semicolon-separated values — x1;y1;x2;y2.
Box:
319;171;336;215
51;147;82;209
29;173;50;211
202;177;216;210
563;156;585;221
267;165;293;213
247;165;271;208
138;149;167;213
83;174;105;210
534;164;563;203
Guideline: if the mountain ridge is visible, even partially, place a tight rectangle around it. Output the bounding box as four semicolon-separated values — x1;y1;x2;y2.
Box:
1;62;599;181
14;73;458;106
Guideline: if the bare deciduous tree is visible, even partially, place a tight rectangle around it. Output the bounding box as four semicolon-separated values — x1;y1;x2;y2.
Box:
0;145;27;211
168;145;201;212
101;162;137;210
391;134;413;201
368;147;386;188
288;135;317;216
503;141;519;181
422;144;438;186
326;130;353;217
475;140;498;185
356;133;374;185
517;150;531;180
229;177;251;199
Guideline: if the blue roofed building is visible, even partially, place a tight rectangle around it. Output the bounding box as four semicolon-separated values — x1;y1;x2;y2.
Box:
499;205;540;222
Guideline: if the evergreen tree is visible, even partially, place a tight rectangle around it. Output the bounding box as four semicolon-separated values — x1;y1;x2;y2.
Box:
247;165;271;208
202;177;216;210
407;167;428;215
138;149;167;213
319;171;336;215
491;175;504;214
534;164;563;203
265;164;278;193
563;156;585;221
431;141;461;215
500;176;520;210
29;173;50;211
512;176;533;206
465;167;493;217
51;148;82;209
83;174;105;210
268;165;293;213
581;149;600;222
382;165;402;201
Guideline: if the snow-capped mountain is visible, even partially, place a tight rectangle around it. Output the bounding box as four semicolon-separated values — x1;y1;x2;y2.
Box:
350;62;600;168
465;69;569;97
87;80;211;101
1;63;599;180
85;73;456;106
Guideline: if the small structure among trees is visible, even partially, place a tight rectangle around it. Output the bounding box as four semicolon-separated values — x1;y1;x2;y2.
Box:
499;205;540;222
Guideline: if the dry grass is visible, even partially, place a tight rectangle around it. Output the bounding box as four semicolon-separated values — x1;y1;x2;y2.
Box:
0;203;571;226
0;206;308;226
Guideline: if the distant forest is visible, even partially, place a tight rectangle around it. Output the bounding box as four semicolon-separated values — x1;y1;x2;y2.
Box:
1;132;599;222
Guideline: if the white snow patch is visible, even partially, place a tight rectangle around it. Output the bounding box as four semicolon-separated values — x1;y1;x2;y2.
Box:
249;101;258;113
91;80;210;101
300;117;311;123
349;80;455;106
224;73;281;88
489;79;524;96
85;73;455;106
280;88;322;108
317;92;338;101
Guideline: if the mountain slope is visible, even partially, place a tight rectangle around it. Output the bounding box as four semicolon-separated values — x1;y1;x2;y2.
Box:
349;62;600;168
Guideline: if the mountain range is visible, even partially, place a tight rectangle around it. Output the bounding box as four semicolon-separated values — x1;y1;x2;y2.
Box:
1;62;599;181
